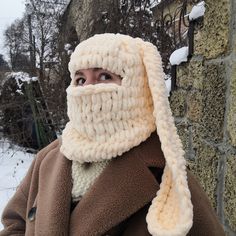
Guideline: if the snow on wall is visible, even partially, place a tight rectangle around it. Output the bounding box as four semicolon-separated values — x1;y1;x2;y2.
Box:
189;1;206;21
169;46;189;66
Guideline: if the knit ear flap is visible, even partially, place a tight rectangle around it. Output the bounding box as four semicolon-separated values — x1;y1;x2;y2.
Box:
138;40;193;236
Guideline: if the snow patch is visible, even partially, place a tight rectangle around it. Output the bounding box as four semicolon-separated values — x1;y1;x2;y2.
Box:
150;0;159;8
16;89;24;95
164;74;172;97
64;43;73;55
169;46;189;65
7;72;38;88
189;1;206;21
0;140;34;230
64;43;72;51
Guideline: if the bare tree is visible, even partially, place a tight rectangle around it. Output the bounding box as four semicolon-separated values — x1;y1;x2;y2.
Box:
4;19;32;72
1;0;69;149
24;0;70;134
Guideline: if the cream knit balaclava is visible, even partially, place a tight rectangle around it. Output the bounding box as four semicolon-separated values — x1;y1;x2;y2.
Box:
60;33;193;236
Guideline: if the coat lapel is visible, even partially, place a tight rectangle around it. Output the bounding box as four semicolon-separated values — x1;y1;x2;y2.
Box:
69;145;160;236
35;133;164;236
36;147;73;236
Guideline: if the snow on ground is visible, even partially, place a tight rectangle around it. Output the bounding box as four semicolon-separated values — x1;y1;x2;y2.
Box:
0;140;34;230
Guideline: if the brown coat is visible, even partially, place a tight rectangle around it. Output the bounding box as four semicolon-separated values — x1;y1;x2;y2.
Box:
0;133;225;236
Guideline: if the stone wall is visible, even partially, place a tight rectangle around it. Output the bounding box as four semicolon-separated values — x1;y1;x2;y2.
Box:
62;0;119;43
170;0;236;234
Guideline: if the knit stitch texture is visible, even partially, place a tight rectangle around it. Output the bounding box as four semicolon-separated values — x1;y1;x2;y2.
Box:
60;33;193;236
71;160;110;201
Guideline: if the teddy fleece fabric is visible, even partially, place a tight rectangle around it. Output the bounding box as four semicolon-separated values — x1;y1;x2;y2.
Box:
0;133;225;236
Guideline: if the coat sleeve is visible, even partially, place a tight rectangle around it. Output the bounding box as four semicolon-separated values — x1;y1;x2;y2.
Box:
187;171;226;236
0;158;36;236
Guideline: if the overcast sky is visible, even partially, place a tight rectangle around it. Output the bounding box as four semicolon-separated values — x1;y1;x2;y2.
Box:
0;0;25;58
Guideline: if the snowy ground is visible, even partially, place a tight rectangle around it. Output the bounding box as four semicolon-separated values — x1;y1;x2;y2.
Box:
0;139;34;230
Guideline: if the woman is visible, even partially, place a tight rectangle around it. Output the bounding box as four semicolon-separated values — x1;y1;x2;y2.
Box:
0;33;225;236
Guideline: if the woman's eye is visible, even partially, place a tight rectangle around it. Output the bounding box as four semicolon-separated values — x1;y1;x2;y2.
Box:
100;73;112;81
75;77;86;86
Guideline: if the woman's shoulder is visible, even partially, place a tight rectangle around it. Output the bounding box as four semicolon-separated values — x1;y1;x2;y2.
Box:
26;137;70;187
34;138;62;166
133;132;165;169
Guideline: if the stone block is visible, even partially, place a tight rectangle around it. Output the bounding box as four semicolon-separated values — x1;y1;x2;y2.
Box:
187;91;204;122
70;0;119;41
177;60;204;90
191;60;204;90
176;64;190;89
234;34;236;54
194;0;230;59
188;128;220;209
224;155;236;232
176;122;190;157
169;89;187;117
227;65;236;147
199;63;226;142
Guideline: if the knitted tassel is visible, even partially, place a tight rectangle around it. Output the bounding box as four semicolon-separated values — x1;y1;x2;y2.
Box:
140;40;193;236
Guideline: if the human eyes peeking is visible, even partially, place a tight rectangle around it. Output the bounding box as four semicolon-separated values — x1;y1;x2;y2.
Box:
74;72;112;86
75;77;86;86
74;68;122;86
99;73;112;81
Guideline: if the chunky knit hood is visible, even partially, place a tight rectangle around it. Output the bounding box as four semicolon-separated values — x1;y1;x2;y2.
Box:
60;33;193;236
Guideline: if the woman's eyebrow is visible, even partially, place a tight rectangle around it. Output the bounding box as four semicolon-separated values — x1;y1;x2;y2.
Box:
92;68;102;72
75;70;83;76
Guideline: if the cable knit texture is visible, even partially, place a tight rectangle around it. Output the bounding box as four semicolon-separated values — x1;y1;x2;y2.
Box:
60;33;193;236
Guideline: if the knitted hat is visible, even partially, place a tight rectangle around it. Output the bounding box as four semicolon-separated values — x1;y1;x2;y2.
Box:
61;33;193;236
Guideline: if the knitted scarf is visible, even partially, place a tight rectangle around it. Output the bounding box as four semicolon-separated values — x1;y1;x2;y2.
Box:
61;83;156;163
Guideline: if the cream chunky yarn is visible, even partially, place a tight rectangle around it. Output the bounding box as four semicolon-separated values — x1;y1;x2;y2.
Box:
60;33;193;236
71;160;109;202
61;83;156;162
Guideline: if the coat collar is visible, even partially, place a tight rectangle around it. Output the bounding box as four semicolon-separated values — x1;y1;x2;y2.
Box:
36;133;164;236
69;133;164;236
